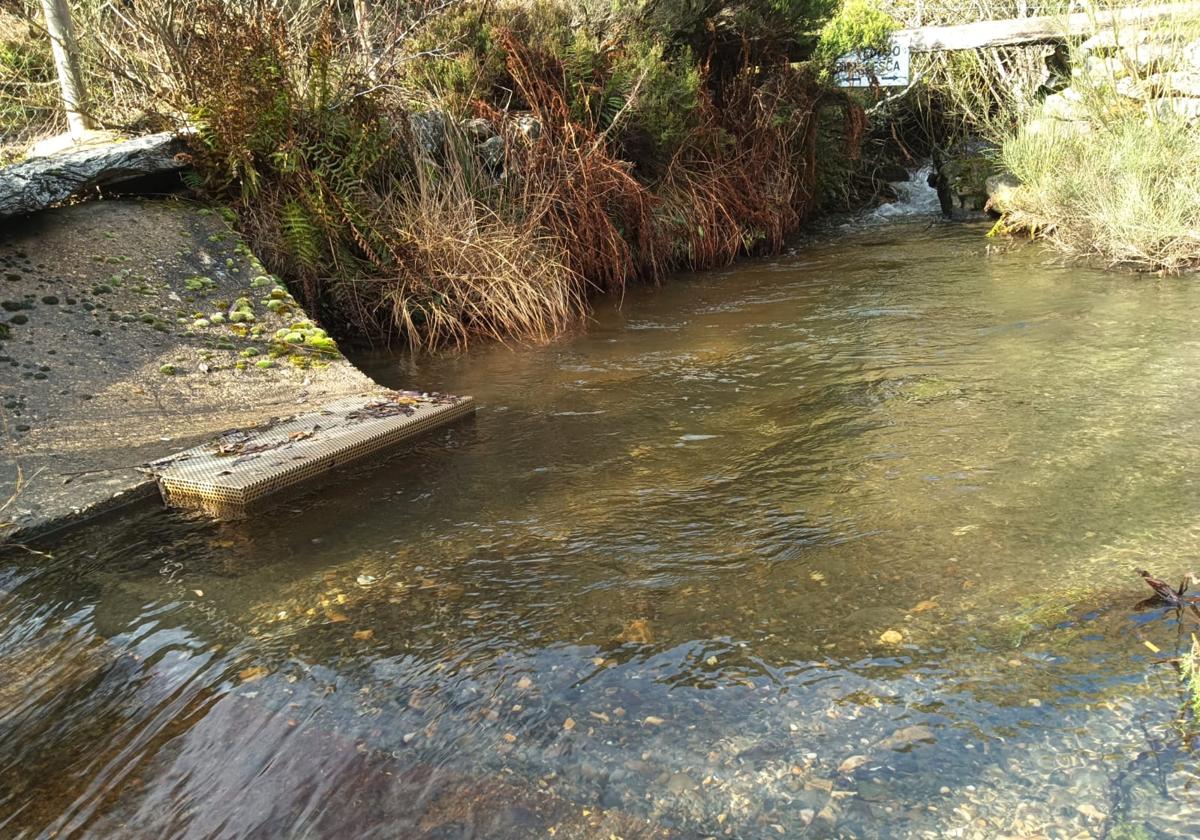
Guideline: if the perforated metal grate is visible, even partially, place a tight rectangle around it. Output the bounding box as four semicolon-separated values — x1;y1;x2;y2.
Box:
149;392;475;517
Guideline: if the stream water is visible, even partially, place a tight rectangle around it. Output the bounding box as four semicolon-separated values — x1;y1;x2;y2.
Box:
5;196;1200;838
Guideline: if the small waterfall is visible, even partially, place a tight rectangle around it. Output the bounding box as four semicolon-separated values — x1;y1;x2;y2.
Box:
866;164;942;221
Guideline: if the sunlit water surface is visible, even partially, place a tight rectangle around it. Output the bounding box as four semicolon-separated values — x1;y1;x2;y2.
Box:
5;219;1200;838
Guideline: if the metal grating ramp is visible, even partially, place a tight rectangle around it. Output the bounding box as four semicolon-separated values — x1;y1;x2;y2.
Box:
148;391;475;517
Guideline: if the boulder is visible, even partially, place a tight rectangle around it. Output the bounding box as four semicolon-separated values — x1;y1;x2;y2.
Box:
461;117;495;143
1080;27;1151;54
407;109;447;159
984;171;1022;215
1042;89;1088;121
476;134;506;171
0;131;187;219
1080;55;1128;86
1146;96;1200;122
1113;75;1143;99
933;140;999;216
1024;116;1092;138
1122;39;1200;73
513;114;542;142
1144;71;1200;98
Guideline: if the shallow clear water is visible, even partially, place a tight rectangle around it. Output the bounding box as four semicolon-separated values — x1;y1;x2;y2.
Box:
5;221;1200;838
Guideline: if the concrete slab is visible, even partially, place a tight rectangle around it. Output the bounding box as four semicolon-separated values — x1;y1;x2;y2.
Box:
0;198;395;542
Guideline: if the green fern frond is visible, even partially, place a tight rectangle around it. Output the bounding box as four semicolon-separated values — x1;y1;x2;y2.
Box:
281;199;321;270
180;168;206;193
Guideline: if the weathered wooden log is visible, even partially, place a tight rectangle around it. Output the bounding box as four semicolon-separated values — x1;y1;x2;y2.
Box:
900;2;1200;52
0;131;187;219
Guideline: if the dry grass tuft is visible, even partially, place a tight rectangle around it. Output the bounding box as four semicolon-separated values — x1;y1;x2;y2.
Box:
374;164;585;351
498;28;664;292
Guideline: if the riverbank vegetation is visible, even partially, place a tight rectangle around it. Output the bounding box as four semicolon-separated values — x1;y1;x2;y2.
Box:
876;0;1200;272
997;9;1200;272
3;0;901;348
7;0;1198;345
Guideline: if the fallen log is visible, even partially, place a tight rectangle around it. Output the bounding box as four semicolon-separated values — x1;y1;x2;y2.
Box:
0;131;187;219
899;2;1200;52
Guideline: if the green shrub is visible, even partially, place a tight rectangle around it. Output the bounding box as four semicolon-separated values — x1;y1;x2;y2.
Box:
814;0;898;73
620;0;836;59
13;0;860;348
610;40;703;160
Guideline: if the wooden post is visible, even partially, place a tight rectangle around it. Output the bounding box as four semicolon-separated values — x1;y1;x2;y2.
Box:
39;0;94;139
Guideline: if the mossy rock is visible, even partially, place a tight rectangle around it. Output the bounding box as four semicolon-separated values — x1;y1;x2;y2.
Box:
935;141;1000;214
305;336;337;353
185;276;215;292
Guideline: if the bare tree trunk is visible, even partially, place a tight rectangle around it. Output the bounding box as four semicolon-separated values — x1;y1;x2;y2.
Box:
39;0;94;139
353;0;376;80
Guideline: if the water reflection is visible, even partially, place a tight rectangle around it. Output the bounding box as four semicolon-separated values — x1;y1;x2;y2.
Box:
4;222;1200;837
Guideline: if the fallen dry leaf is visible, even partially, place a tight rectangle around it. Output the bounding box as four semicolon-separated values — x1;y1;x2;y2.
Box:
878;725;936;751
616;617;653;644
838;755;870;775
239;666;268;683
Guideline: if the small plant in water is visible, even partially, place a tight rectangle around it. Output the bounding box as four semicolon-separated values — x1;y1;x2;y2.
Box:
1180;634;1200;724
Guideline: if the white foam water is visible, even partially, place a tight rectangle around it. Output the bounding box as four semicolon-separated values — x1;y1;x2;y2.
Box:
865;164;942;221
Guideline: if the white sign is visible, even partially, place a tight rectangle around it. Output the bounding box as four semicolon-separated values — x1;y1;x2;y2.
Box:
834;36;910;87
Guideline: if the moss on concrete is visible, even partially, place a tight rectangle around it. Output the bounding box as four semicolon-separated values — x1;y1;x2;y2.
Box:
0;198;383;542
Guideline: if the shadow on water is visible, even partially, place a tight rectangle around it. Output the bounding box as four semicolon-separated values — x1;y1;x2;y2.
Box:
5;222;1200;837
